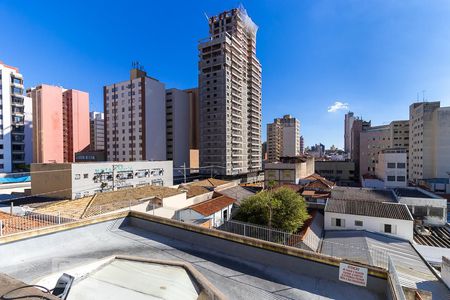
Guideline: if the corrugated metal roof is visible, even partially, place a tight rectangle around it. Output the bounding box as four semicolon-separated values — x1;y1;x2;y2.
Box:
321;231;449;299
325;199;412;220
330;187;396;202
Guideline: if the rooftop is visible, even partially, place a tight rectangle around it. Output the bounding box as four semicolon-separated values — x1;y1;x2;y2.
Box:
177;184;211;198
330;187;396;203
325;199;413;220
0;212;388;299
393;188;439;199
321;230;448;299
215;185;256;205
189;178;230;188
35;185;183;219
188;195;235;216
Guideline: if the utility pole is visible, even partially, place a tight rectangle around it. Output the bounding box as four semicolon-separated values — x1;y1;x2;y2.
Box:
112;165;116;191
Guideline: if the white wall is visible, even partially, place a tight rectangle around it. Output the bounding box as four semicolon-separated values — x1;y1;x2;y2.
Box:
169;89;190;169
324;211;414;241
282;126;299;157
70;161;173;199
144;77;166;161
435;108;450;178
24;96;33;165
375;152;407;188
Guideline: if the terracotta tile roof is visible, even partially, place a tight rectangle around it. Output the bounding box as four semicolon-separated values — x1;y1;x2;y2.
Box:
276;184;302;192
36;185;183;219
0;212;56;235
189;195;235;216
304;174;335;188
178;185;212;198
190;178;230;188
325;199;413;220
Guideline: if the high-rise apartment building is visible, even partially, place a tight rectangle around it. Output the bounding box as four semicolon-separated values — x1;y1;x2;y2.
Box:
267;115;300;162
104;67;166;162
409;101;450;182
165;88;199;171
344;112;355;156
198;7;262;175
90;112;104;151
28;84;89;163
0;61;32;172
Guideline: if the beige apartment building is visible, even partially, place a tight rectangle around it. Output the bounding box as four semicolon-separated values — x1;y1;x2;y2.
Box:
409;101;450;182
198;7;262;175
104;66;166;162
267;115;300;162
359;120;409;178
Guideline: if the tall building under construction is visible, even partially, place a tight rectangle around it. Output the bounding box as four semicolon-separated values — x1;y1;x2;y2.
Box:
198;7;262;175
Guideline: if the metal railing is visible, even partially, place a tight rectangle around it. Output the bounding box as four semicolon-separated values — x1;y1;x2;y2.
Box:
0;211;75;236
218;220;309;248
388;255;407;300
218;220;390;269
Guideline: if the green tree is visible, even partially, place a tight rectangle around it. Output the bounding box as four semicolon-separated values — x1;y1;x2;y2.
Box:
235;187;309;233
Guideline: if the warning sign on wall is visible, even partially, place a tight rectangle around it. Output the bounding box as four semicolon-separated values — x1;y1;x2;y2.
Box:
339;263;368;287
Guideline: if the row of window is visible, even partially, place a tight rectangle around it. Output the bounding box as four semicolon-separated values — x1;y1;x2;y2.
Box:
331;218;393;233
387;162;406;169
387;175;406;182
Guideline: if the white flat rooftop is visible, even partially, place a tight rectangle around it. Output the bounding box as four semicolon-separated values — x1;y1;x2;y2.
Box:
69;259;198;300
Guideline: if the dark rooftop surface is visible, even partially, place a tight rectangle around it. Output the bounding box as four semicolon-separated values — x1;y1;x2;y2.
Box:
0;217;384;300
325;199;413;220
393;188;437;199
330;187;396;202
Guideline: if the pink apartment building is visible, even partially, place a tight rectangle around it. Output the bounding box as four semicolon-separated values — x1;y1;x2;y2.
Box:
28;85;90;163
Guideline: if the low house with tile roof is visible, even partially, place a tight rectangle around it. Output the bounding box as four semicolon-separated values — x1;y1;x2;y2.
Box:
324;198;414;241
176;195;236;228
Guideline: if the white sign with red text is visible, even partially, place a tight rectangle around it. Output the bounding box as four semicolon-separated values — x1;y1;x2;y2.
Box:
339;263;368;287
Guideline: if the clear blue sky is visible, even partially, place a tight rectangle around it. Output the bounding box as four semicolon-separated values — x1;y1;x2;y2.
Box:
2;0;450;149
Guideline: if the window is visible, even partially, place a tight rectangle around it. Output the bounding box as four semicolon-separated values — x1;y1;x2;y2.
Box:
384;224;392;233
223;209;228;221
397;163;406;169
355;220;363;227
75;174;81;180
332;218;344;227
83;174;89;179
397;176;405;182
387;163;396;168
387;176;396;181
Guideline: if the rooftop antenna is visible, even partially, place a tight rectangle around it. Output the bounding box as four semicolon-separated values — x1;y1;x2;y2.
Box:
204;12;209;21
422;90;426;102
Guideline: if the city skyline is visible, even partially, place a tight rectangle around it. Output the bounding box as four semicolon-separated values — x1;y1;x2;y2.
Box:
2;1;450;148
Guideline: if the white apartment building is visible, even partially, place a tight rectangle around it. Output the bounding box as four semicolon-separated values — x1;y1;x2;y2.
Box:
409;101;450;182
166;88;199;171
198;7;262;175
90;112;104;151
104;66;166;162
267;114;300;162
375;148;407;188
31;161;173;199
324;199;414;241
0;61;32;173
